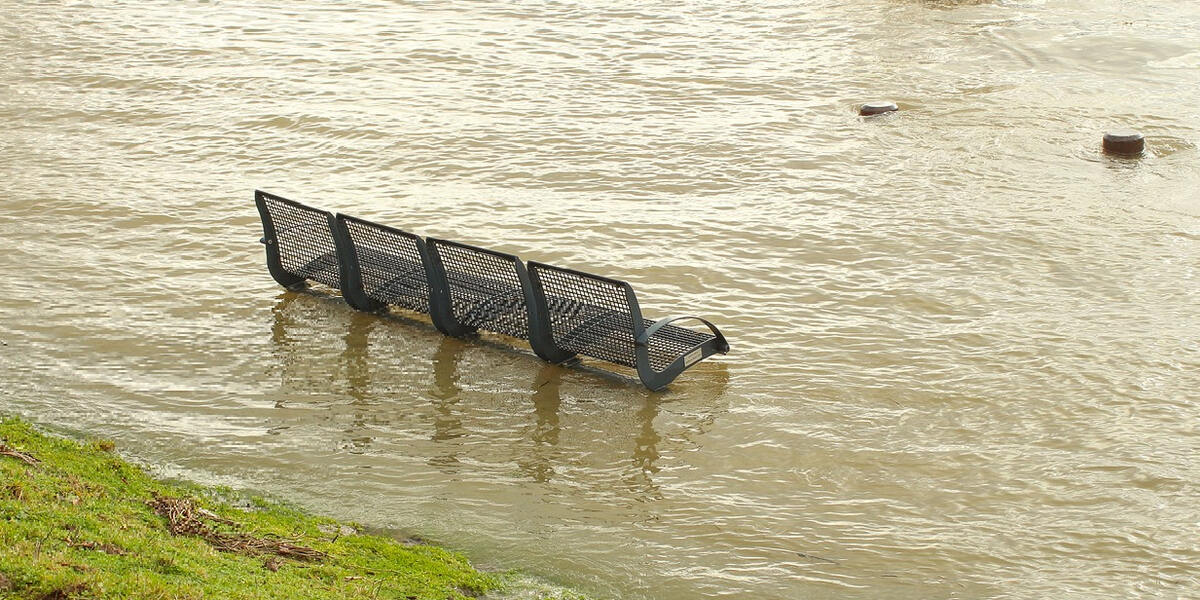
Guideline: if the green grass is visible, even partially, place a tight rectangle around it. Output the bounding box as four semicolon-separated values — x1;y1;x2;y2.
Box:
0;417;502;600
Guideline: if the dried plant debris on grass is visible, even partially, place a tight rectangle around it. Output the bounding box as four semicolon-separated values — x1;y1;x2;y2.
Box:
0;440;39;466
148;494;327;562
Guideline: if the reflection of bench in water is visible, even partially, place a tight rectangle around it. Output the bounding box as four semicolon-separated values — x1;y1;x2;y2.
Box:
255;190;729;390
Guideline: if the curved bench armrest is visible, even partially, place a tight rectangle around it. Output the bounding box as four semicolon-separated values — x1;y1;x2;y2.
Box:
636;315;730;353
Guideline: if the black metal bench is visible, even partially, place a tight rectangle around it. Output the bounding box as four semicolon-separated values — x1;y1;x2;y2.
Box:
254;190;728;390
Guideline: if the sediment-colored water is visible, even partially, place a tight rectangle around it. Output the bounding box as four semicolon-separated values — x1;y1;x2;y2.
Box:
2;1;1197;598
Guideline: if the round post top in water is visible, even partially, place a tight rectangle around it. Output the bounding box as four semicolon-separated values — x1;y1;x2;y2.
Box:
860;101;899;116
1102;130;1145;155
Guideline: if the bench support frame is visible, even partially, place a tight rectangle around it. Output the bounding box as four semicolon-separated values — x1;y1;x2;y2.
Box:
329;219;387;313
254;191;309;290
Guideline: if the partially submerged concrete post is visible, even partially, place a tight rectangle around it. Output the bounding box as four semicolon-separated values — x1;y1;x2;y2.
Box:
1103;130;1145;156
860;101;899;116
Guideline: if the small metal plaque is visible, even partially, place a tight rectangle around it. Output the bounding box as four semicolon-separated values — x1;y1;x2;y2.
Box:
684;348;703;367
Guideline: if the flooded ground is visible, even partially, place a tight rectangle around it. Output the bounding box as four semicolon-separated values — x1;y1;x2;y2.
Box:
1;1;1197;598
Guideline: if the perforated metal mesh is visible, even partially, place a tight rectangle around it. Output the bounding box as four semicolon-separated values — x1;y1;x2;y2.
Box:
430;240;530;340
533;265;639;367
261;195;340;288
644;319;714;372
531;264;715;371
342;218;431;314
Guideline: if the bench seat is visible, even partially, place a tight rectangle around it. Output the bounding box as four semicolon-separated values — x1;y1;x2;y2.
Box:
427;238;534;341
335;214;434;315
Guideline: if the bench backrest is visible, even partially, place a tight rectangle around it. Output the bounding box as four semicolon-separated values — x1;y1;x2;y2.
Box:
336;215;432;315
255;191;341;289
527;262;644;368
427;238;532;340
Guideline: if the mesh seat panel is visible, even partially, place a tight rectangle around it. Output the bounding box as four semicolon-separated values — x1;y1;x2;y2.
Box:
645;320;714;372
431;240;530;340
532;264;717;371
341;217;431;314
261;195;340;288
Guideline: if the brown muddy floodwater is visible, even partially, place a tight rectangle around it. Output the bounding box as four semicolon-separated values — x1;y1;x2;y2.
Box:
1;1;1198;598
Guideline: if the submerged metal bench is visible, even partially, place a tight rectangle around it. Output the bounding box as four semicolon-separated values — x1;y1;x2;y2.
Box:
254;190;728;390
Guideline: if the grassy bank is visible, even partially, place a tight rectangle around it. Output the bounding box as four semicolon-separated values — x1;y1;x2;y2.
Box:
0;417;507;600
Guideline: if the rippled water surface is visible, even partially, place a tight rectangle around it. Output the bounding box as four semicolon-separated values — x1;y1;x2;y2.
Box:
2;1;1198;598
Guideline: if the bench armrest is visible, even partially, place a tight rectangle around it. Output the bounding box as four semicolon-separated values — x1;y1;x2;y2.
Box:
636;315;729;353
